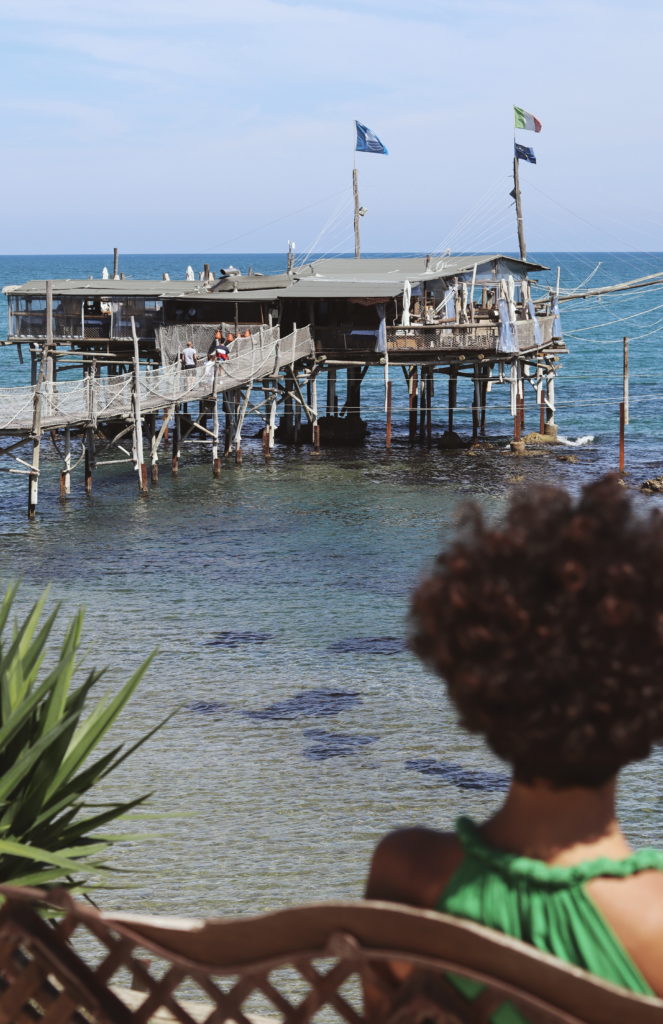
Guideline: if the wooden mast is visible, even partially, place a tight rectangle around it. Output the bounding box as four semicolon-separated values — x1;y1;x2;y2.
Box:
353;167;361;258
513;155;527;261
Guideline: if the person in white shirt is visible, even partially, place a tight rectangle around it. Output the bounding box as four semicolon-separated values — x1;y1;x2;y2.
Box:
181;340;197;369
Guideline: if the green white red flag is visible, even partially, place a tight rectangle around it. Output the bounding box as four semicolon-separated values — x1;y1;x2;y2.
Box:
514;106;542;132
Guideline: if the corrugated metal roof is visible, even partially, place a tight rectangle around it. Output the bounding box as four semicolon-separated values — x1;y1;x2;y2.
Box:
3;279;210;298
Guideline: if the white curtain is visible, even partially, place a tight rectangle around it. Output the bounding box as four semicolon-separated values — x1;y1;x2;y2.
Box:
401;280;412;326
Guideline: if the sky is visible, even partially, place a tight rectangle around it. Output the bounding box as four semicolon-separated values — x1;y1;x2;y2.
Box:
1;0;663;254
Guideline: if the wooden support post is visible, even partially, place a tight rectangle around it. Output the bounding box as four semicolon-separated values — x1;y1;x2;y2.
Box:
479;367;488;437
212;364;221;476
326;366;337;417
28;280;53;518
418;368;427;443
172;407;180;474
619;402;625;473
149;414;159;485
293;373;302;443
472;369;480;441
408;366;418;442
546;374;556;432
59;426;71;499
84;427;94;494
130;316;148;495
113;247;119;279
311;373;320;450
268;382;277;449
385;380;393;449
426;371;433;447
448;368;457;434
623;336;629;426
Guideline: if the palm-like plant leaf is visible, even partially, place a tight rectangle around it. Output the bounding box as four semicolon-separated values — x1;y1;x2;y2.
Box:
0;585;167;890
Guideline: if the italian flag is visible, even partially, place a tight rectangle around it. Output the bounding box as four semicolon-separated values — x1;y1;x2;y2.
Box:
514;106;542;132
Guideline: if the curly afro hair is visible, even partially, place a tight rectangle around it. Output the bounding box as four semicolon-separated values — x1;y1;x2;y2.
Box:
410;475;663;788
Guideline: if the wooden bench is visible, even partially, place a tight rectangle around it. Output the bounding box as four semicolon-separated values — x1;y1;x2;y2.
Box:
0;884;661;1023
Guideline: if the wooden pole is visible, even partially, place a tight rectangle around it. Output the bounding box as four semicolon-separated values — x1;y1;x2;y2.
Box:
385;380;392;449
28;280;52;518
619;401;625;473
59;426;71;499
353;167;361;259
326;366;337;416
131;316;148;494
268;382;277;449
212;363;221;476
312;373;320;450
408;366;418;442
448;368;457;434
513;155;527;261
172;407;180;474
426;371;433;447
479;366;488;437
623;336;629;426
84;427;94;494
418;368;426;443
113;247;119;279
149;414;159;484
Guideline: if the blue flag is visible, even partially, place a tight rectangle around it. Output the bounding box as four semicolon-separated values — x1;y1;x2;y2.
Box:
355;121;388;154
515;142;536;164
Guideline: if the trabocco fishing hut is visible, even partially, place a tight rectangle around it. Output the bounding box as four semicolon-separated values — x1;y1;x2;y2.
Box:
1;251;564;516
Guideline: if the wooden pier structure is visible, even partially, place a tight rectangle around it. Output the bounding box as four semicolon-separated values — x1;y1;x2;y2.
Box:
2;253;566;516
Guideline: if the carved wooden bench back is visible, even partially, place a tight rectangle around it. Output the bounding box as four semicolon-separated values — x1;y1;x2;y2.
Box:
0;886;661;1023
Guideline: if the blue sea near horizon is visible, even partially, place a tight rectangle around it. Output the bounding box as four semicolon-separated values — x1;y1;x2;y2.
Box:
1;251;663;917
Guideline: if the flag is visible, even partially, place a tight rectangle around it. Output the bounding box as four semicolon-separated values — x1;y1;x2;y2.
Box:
515;143;536;164
355;121;388;154
514;106;542;132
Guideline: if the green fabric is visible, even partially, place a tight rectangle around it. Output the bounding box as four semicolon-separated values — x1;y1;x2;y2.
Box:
436;816;663;1020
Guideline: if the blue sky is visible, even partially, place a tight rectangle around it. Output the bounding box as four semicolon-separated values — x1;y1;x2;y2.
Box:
1;0;662;253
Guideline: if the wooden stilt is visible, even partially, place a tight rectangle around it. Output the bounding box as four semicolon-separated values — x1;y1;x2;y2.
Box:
149;415;159;484
326;366;337;416
409;366;418;442
268;382;277;449
448;368;457;434
59;426;71;499
479;366;488;437
619;401;625;473
172;407;180;474
130;316;148;495
311;373;320;450
426;371;433;447
418;368;426;443
472;368;480;441
84;427;94;494
212;365;221;476
385;380;393;449
28;281;52;518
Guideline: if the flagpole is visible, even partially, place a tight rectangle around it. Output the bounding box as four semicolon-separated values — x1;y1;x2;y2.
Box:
513;152;527;261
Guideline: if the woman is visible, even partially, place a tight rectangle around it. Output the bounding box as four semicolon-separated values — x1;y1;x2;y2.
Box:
366;476;663;998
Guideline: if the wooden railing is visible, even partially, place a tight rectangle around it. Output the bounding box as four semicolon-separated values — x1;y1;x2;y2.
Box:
387;314;558;353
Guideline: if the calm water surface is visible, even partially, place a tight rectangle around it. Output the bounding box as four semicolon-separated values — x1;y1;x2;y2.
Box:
1;252;663;916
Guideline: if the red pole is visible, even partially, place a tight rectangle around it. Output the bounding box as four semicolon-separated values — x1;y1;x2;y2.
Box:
619;402;625;473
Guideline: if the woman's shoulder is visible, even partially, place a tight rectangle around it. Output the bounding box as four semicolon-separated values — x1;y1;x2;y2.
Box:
365;826;464;909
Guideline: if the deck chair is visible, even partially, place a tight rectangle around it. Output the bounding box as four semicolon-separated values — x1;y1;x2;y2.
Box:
0;885;661;1024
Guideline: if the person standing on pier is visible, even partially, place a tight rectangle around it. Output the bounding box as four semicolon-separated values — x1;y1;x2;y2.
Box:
181;339;197;369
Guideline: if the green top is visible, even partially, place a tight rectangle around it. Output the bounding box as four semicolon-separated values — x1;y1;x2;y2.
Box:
436;817;663;1024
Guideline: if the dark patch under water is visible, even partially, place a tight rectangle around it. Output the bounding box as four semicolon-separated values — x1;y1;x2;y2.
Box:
187;700;233;715
205;630;273;648
326;636;406;655
245;689;361;721
406;758;509;792
302;728;377;760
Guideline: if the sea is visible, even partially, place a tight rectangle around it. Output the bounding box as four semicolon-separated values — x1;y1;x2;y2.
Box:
1;251;663;918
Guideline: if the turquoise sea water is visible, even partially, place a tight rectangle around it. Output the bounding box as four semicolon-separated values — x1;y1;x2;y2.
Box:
1;252;663;917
